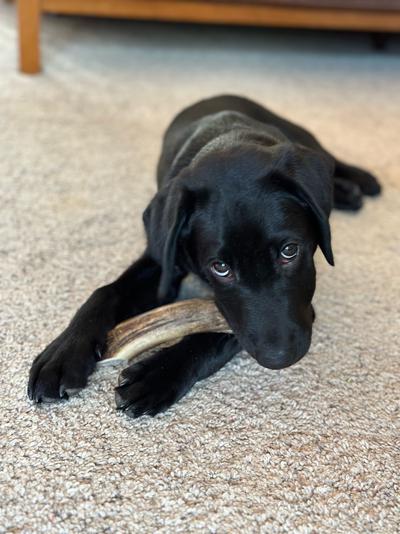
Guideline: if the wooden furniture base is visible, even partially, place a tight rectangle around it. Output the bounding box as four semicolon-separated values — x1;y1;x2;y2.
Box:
18;0;400;74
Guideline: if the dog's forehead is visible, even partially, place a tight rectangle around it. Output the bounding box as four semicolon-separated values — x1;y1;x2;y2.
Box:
196;187;312;263
223;193;308;247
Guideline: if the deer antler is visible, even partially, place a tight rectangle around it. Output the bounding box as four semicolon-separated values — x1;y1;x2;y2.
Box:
100;298;231;364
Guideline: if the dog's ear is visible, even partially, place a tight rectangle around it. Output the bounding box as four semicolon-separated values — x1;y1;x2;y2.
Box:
143;179;195;302
273;146;335;266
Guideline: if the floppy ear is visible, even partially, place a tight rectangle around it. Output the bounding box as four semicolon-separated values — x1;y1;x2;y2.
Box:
272;146;335;266
143;179;195;302
296;185;335;266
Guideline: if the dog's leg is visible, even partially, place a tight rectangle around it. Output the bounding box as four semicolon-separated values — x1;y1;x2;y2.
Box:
28;253;184;403
115;333;240;417
334;160;381;197
333;177;364;211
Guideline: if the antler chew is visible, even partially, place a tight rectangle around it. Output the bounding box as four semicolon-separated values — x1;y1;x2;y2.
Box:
100;298;231;364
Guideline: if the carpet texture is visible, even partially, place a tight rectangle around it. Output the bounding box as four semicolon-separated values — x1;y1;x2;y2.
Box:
0;4;399;533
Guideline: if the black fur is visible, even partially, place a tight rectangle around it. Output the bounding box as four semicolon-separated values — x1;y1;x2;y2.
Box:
28;95;381;417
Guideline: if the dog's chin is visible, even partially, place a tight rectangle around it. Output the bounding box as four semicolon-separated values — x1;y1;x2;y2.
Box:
253;350;307;370
246;334;312;370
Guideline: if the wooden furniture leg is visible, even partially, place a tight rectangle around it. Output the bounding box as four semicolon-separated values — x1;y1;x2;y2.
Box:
18;0;41;74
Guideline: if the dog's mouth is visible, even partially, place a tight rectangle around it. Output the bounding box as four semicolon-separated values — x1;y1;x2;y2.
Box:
218;307;313;370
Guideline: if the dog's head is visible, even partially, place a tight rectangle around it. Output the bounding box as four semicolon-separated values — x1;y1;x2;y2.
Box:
144;139;335;369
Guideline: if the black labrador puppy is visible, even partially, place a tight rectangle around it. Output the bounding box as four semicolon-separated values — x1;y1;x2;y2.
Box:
28;95;381;417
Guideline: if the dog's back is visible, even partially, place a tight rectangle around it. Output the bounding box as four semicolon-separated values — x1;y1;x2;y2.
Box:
157;94;325;187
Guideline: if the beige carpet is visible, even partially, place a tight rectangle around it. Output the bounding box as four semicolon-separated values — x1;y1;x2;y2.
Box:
1;4;399;532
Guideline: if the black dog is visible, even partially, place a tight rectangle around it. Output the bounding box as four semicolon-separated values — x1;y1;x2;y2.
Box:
28;95;381;417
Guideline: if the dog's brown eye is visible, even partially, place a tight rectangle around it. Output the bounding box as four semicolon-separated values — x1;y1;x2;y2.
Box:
281;243;298;260
210;261;232;278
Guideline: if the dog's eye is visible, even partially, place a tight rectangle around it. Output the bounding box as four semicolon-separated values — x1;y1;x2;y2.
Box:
210;261;232;278
280;243;298;260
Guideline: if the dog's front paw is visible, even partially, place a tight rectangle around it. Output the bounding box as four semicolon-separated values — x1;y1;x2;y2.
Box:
28;330;99;403
115;348;191;418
